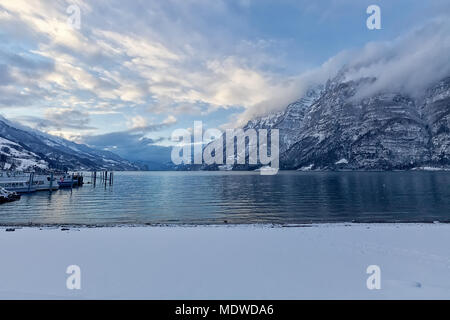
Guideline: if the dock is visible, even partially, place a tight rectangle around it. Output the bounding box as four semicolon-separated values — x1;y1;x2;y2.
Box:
0;170;115;201
89;171;114;187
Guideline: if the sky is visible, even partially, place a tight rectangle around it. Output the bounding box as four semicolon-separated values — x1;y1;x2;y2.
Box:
0;0;449;160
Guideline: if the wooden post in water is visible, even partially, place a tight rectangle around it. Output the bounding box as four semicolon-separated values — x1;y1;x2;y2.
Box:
105;171;108;187
49;172;54;191
27;172;33;193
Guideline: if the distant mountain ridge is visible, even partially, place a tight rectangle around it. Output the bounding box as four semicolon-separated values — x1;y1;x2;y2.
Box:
208;70;450;171
0;115;140;171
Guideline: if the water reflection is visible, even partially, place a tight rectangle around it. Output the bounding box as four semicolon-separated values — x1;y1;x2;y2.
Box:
0;171;449;225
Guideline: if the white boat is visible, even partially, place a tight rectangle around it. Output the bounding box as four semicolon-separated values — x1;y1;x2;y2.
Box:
33;174;59;191
0;174;36;193
0;172;59;193
57;173;84;188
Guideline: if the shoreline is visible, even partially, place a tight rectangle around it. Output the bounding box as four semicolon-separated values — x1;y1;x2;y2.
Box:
1;220;450;229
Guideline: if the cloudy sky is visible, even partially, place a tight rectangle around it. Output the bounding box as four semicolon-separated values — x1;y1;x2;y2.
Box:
0;0;449;159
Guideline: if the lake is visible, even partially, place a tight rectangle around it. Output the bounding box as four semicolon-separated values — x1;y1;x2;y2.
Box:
0;171;449;225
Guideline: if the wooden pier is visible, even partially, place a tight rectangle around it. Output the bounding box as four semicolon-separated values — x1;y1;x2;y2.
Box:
90;171;114;187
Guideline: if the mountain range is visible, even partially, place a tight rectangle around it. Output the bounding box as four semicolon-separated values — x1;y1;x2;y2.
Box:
0;116;140;171
2;69;449;172
209;70;450;171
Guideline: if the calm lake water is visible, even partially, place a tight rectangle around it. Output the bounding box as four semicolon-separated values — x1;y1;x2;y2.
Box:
0;171;449;225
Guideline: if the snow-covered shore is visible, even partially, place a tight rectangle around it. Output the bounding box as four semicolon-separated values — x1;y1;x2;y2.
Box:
1;224;450;299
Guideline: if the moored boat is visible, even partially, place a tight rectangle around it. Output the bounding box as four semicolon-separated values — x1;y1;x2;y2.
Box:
57;175;75;188
33;174;59;191
0;172;60;193
57;174;84;188
0;173;36;193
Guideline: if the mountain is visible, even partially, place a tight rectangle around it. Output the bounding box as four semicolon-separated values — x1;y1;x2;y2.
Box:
421;77;450;165
216;71;450;171
0;115;140;171
245;85;324;155
280;73;449;170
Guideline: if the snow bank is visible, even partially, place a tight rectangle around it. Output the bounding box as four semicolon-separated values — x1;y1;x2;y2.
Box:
0;224;449;299
0;187;20;203
0;187;9;197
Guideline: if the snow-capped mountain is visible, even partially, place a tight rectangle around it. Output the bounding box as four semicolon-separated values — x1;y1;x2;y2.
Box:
220;70;450;171
0;116;140;171
279;73;450;170
245;85;324;155
421;77;450;165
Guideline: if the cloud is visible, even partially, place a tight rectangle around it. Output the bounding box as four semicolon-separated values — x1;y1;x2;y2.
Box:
81;132;172;164
125;115;177;134
80;116;177;163
228;16;450;127
13;108;96;131
344;17;450;100
0;0;315;134
226;50;351;127
128;116;149;130
0;45;55;108
1;0;449;145
82;130;172;164
162;115;177;125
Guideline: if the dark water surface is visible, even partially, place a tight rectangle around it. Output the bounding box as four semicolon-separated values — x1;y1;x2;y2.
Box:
0;171;449;225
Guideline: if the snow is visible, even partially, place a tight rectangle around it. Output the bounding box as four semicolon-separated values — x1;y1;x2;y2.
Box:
15;159;47;171
1;223;449;299
313;133;326;143
1;115;137;171
0;137;20;147
43;139;58;147
412;167;450;171
335;158;349;165
218;164;233;171
297;164;313;171
0;187;13;197
0;187;19;202
102;158;118;164
0;136;49;170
